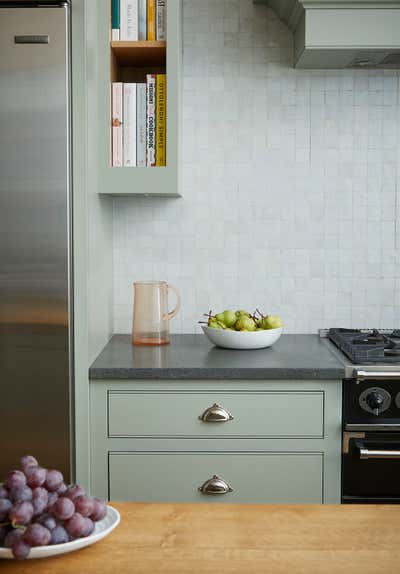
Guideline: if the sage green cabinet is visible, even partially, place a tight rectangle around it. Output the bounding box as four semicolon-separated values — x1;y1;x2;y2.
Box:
108;390;324;438
109;452;323;503
93;0;182;197
90;379;342;504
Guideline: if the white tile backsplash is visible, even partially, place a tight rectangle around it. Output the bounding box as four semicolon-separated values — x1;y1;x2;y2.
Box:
112;0;400;334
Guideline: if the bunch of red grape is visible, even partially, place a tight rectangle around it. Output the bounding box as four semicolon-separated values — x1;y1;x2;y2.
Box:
0;455;107;560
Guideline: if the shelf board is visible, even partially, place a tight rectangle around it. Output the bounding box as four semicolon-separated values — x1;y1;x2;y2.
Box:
110;41;166;66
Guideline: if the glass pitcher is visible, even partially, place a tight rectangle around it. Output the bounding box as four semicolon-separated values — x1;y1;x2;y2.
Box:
132;281;181;346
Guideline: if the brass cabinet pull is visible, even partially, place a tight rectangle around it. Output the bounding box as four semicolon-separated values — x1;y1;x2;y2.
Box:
199;403;233;422
198;475;233;495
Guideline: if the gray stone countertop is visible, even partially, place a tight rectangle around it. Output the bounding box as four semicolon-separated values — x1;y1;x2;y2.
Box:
89;334;344;380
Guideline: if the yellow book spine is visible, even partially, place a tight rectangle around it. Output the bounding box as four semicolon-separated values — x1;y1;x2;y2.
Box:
156;74;166;167
147;0;156;41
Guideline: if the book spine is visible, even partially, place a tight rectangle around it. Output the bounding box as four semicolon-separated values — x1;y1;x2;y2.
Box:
136;83;147;167
123;84;137;167
111;0;120;41
138;0;147;40
146;74;156;167
155;74;166;166
121;0;138;41
147;0;156;41
156;0;166;41
112;82;123;167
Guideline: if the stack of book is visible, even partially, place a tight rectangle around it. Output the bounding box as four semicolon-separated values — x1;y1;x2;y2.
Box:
112;74;166;167
112;0;166;41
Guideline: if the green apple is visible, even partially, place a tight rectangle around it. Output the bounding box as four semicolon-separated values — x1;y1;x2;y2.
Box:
262;315;283;330
235;316;256;332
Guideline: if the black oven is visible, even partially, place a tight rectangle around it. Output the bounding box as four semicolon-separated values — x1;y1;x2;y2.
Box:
342;376;400;504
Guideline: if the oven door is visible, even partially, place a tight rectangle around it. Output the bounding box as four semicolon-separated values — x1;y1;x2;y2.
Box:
342;432;400;503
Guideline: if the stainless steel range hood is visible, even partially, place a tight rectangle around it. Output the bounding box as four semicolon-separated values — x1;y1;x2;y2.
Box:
256;0;400;68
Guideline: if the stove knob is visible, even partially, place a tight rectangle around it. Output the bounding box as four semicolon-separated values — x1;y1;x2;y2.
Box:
366;391;385;413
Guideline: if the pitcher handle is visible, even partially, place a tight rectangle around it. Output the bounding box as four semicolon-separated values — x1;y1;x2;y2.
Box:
167;284;181;320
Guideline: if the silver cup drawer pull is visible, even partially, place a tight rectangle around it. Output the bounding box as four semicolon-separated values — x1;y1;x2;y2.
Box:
199;403;233;422
198;475;233;495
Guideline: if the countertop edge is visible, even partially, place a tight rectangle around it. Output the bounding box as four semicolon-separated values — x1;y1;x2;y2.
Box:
89;367;345;380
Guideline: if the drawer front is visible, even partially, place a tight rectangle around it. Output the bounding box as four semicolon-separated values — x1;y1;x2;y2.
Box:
109;452;323;503
108;391;324;438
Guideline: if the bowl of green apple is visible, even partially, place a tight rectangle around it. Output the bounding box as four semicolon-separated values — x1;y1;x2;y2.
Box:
200;309;283;350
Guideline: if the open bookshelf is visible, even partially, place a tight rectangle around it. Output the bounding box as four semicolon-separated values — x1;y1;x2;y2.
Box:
97;0;181;196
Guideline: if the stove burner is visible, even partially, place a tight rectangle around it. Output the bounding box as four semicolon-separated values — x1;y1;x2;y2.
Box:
328;328;400;365
384;338;400;356
352;329;388;345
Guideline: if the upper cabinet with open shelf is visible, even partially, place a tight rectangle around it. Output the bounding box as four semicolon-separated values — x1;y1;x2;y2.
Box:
96;0;182;197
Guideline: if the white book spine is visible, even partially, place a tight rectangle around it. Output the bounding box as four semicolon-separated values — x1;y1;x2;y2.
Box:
123;84;137;167
146;74;156;167
112;28;120;41
156;0;166;41
112;82;123;167
136;83;147;167
138;0;147;40
121;0;138;41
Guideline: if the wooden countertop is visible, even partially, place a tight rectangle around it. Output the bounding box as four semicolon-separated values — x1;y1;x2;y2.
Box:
2;503;400;573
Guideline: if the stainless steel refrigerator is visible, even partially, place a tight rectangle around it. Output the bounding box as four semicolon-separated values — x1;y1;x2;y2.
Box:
0;1;73;480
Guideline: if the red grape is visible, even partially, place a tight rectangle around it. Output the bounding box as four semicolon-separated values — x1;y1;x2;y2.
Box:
9;486;33;503
57;482;68;495
46;491;58;511
36;513;57;531
24;523;51;547
82;517;95;537
9;501;34;525
65;513;86;538
12;540;31;560
91;499;107;522
0;498;12;521
65;484;86;501
50;525;69;545
0;486;8;499
4;528;24;548
45;470;64;492
32;487;48;516
74;495;94;518
20;455;38;472
52;497;75;521
5;470;26;490
25;466;46;488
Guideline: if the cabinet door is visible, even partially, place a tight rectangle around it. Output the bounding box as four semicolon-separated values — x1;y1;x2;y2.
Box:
109;452;323;503
108;391;324;438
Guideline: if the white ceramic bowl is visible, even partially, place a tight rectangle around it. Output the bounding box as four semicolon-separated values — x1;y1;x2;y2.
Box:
0;505;120;560
202;325;283;350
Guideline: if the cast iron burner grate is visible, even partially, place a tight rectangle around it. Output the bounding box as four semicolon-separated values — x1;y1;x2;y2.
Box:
328;328;400;364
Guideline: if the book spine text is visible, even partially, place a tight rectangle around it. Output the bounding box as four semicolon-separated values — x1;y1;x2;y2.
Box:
156;0;166;41
121;0;138;41
146;74;156;166
136;83;147;167
156;74;166;166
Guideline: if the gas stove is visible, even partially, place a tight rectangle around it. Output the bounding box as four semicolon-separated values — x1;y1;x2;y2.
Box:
321;329;400;504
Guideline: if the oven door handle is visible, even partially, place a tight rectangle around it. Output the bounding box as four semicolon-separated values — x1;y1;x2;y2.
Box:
356;440;400;460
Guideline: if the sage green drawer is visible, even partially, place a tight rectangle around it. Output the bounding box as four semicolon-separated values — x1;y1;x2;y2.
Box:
109;452;323;503
107;390;324;438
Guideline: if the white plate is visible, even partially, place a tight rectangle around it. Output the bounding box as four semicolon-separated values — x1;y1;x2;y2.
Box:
0;505;120;560
202;325;283;350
